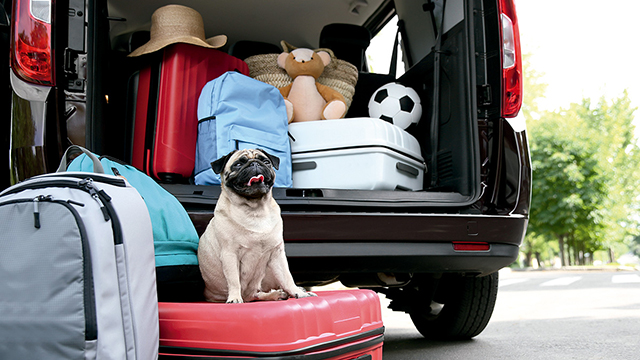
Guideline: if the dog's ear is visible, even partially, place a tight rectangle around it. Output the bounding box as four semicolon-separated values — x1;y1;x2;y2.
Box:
211;150;237;175
257;149;280;170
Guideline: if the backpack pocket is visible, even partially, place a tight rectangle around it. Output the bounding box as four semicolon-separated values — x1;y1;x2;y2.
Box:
0;199;97;359
194;116;218;180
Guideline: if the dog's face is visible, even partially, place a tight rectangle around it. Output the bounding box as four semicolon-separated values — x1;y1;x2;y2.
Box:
211;149;280;199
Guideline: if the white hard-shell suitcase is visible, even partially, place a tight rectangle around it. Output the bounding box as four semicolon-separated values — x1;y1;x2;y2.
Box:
0;146;159;360
288;117;426;190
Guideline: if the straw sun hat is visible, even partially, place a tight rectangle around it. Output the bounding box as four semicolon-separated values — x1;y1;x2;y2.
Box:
128;4;227;57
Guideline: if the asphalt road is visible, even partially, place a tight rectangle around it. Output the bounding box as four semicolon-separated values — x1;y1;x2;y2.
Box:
380;269;640;360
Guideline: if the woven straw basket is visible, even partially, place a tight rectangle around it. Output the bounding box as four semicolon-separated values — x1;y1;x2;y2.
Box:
245;41;359;109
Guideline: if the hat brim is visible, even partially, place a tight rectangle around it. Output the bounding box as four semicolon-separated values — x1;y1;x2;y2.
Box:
205;35;227;48
128;34;228;57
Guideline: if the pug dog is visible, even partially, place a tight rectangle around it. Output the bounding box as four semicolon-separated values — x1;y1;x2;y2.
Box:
198;149;316;303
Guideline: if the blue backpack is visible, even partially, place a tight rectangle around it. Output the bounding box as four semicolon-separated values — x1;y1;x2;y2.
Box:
61;146;199;269
194;71;292;187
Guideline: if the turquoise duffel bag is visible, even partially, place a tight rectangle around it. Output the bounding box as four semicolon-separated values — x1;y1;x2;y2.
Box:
60;146;203;301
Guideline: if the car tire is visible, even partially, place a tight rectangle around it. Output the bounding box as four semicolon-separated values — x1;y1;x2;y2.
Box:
409;272;499;340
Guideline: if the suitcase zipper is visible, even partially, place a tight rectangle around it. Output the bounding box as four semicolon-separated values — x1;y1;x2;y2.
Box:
33;172;127;187
78;178;124;245
32;195;52;228
79;178;110;221
197;115;216;123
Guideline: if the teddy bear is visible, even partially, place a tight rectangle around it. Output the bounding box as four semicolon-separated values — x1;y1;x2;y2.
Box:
277;48;347;123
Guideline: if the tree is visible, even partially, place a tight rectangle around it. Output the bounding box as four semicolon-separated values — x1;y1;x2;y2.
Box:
526;94;640;266
577;93;640;261
521;231;554;267
521;53;640;267
527;113;608;266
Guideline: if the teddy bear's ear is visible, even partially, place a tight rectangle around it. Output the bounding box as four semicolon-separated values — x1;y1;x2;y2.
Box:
277;52;290;69
317;51;332;66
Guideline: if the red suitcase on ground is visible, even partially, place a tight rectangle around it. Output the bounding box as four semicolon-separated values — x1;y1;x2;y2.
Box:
158;290;384;359
131;43;249;183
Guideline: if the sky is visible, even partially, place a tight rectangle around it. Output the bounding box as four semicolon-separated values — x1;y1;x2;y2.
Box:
364;0;640;123
515;0;640;114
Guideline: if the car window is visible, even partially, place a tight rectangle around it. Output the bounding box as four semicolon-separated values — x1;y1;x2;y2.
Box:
365;15;406;78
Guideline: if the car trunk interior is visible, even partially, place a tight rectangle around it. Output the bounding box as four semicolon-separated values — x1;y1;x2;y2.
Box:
83;0;494;211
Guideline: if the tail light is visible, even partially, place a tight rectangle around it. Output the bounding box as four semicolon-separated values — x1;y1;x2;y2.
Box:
11;0;55;85
498;0;522;118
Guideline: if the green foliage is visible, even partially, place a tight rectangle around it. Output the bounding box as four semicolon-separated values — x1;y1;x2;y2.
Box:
578;93;640;250
528;110;609;259
523;53;640;265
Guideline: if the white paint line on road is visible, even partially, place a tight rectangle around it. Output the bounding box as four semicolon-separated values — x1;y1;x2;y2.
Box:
540;276;582;287
611;274;640;284
498;278;530;288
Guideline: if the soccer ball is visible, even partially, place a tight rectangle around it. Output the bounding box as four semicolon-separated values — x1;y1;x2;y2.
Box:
368;83;422;129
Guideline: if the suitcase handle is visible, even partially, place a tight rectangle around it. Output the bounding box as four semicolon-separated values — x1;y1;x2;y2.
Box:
292;161;317;171
57;145;105;174
396;162;419;177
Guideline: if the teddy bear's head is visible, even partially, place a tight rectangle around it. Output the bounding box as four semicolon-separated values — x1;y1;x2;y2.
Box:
277;48;332;80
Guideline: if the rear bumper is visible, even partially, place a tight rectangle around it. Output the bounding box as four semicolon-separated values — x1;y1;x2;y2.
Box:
189;211;526;278
281;212;526;277
188;211;527;244
286;242;519;277
281;212;527;244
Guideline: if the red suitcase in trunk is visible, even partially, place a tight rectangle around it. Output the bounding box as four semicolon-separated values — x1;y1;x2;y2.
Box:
158;290;384;359
131;43;249;183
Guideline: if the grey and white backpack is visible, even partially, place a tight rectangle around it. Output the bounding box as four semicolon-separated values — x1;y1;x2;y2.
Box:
0;146;159;359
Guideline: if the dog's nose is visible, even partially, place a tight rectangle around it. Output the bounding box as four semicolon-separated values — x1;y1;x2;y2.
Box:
248;161;261;171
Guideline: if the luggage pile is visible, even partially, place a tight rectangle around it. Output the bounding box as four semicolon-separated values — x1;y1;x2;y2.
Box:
0;3;416;358
124;5;426;191
0;146;385;359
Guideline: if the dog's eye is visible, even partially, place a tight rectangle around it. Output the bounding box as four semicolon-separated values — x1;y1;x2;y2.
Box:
233;163;243;169
262;158;271;165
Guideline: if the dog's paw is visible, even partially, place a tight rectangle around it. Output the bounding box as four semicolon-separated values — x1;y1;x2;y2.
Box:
294;291;317;299
276;289;289;300
256;289;288;301
226;298;243;304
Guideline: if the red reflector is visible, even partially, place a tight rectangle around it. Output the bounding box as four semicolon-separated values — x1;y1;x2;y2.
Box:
453;242;491;252
11;0;55;85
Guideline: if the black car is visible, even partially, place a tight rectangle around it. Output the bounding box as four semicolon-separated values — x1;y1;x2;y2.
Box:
4;0;530;339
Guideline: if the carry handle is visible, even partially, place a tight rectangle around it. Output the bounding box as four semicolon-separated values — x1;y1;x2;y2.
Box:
57;145;105;174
